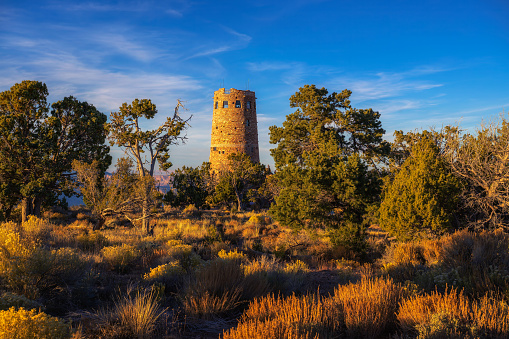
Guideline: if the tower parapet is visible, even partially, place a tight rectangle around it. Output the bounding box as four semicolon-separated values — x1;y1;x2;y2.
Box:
209;88;259;171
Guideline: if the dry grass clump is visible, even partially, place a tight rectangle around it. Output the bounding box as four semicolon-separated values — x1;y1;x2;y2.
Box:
223;293;342;339
114;289;165;338
331;276;404;339
427;229;509;294
154;218;210;243
182;259;244;319
398;288;509;338
76;230;109;251
381;229;509;295
182;257;271;320
81;288;165;339
243;255;280;276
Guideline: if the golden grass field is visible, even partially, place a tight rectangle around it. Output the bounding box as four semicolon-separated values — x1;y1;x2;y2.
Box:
0;208;508;338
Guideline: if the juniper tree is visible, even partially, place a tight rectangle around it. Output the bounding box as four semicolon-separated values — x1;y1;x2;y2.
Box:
269;85;389;249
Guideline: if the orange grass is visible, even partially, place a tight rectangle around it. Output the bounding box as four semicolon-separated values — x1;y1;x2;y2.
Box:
222;293;341;339
331;276;403;339
398;288;509;337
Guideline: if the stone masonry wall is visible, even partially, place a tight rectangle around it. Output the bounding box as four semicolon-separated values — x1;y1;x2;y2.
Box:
209;88;259;171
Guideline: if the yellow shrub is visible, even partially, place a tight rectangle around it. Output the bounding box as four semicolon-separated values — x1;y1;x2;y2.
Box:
0;243;87;298
0;307;70;339
0;227;36;260
218;249;247;262
247;215;265;225
242;256;280;276
165;240;202;271
21;216;51;241
284;260;309;274
143;262;184;281
166;240;193;255
101;244;140;273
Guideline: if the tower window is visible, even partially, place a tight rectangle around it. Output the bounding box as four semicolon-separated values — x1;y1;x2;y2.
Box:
246;119;250;126
223;101;228;108
215;101;218;109
246;101;251;109
235;100;241;108
213;147;216;151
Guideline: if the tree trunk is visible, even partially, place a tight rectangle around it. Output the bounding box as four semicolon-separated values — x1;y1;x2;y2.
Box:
235;190;243;211
33;197;41;217
93;215;106;230
21;198;33;223
142;200;152;235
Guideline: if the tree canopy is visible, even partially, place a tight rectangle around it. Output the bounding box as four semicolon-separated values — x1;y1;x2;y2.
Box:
269;85;389;240
164;162;213;209
0;80;110;221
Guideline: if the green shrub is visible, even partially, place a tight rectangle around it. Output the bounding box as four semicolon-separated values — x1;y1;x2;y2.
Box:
0;292;42;311
0;307;70;339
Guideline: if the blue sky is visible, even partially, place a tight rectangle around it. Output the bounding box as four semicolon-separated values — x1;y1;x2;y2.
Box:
1;0;508;171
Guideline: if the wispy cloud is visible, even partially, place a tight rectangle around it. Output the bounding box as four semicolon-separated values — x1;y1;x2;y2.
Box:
166;9;183;17
1;51;201;112
50;2;145;12
92;33;156;62
185;26;251;60
332;71;444;102
246;61;294;72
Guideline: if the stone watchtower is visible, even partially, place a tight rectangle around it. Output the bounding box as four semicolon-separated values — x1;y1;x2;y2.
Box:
209;88;259;171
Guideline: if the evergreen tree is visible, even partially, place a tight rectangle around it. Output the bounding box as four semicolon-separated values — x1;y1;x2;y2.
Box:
164;162;213;209
269;85;389;248
0;80;110;221
379;134;461;240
